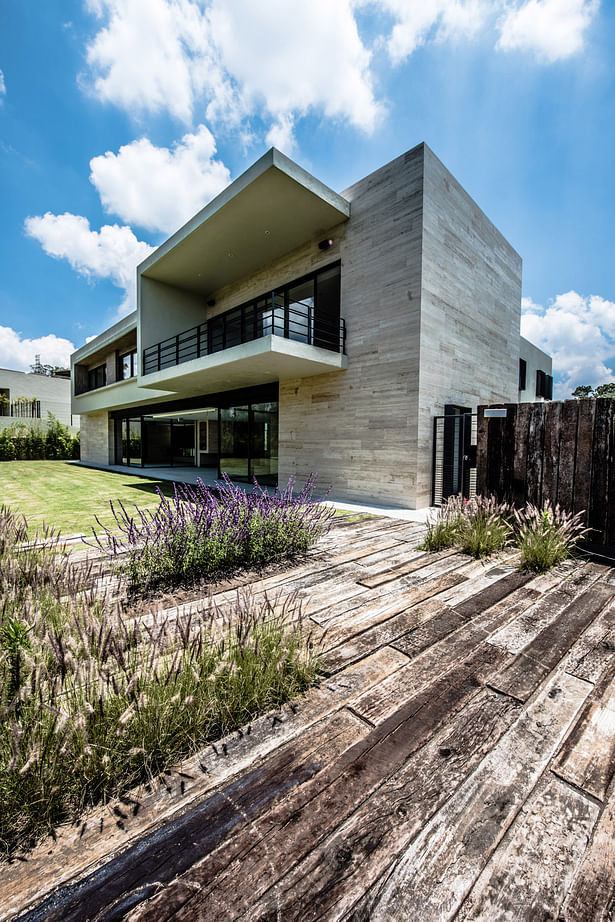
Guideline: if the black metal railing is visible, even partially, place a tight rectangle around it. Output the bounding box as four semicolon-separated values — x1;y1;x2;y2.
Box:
142;298;346;376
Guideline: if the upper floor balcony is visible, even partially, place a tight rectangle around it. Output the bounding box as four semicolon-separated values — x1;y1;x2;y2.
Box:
142;291;345;376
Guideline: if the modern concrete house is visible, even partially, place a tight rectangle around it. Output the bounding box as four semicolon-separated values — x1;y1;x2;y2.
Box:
0;367;79;432
72;143;550;508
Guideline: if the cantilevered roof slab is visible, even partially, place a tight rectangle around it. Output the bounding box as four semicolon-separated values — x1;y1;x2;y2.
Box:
138;149;350;297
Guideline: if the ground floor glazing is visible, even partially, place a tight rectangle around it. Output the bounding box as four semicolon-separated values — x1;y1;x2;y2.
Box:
112;385;278;486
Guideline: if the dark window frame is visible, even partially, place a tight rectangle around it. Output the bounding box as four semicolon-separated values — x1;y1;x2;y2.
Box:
87;363;107;391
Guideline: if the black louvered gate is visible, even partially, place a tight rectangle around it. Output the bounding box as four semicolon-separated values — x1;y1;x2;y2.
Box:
432;408;477;506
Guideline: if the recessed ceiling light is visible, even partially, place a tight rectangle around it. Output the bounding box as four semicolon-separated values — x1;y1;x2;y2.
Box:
264;229;271;236
227;251;235;258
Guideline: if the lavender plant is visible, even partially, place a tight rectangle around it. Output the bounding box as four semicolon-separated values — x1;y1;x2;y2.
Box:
90;473;334;592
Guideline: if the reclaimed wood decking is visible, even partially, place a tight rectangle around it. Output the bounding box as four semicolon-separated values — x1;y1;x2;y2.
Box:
3;515;615;921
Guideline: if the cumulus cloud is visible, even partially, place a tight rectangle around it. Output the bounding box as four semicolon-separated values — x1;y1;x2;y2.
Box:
84;0;215;123
497;0;599;62
82;1;598;153
24;212;154;314
369;0;490;62
90;126;231;235
0;327;76;372
521;291;615;399
83;0;381;148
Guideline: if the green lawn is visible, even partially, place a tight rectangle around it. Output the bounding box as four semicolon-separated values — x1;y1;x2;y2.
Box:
0;461;175;535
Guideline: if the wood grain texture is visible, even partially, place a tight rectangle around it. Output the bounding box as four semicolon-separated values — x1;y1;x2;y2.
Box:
455;775;599;922
351;672;591;922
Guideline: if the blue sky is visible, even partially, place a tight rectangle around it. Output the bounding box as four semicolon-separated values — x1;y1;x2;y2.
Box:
0;0;613;397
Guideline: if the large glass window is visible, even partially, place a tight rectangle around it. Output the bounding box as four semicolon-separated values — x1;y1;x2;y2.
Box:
219;401;278;485
250;402;278;485
220;406;250;480
286;279;314;344
120;350;138;380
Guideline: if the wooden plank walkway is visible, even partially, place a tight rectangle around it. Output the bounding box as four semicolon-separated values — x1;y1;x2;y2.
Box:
3;516;615;922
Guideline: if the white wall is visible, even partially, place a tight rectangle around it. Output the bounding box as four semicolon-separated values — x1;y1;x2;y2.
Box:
0;368;78;431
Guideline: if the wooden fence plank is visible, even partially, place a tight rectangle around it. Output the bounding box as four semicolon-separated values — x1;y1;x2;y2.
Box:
542;400;561;509
557;400;579;509
512;403;532;506
589;399;613;542
526;402;545;506
574;398;596;518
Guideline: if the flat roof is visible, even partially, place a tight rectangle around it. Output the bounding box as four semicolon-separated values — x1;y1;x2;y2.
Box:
138;148;350;296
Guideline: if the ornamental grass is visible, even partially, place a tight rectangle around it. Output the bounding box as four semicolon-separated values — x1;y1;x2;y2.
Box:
0;501;322;858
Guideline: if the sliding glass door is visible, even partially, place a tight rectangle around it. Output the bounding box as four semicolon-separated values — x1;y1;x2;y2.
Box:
219;401;278;485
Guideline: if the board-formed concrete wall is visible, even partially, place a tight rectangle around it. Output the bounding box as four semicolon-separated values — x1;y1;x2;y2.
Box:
519;336;552;402
416;146;523;506
79;412;113;466
278;146;424;507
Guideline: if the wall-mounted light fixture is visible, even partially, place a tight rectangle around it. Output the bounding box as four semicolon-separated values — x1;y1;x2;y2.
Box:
318;238;333;250
207;298;216;307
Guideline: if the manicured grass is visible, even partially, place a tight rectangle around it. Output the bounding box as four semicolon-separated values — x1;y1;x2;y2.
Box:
0;461;174;535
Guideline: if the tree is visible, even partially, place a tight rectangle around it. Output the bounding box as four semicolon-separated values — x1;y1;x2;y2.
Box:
571;385;593;399
594;383;615;398
571;382;615;399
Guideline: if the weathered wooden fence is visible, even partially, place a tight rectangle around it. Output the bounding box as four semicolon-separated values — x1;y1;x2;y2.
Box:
476;398;615;545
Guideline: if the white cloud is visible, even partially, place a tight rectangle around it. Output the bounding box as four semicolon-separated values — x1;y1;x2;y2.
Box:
497;0;599;62
370;0;489;62
207;0;381;134
84;0;215;123
24;212;154;313
89;125;231;235
0;327;76;372
83;0;382;148
521;291;615;399
0;69;6;98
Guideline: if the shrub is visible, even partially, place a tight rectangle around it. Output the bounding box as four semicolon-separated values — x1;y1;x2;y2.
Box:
91;473;334;592
0;506;320;857
0;415;79;461
514;502;587;572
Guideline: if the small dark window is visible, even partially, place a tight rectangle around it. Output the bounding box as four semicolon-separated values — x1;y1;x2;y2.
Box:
536;369;552;400
519;359;527;390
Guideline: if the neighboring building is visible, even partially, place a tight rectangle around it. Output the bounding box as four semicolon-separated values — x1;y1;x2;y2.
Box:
519;337;553;402
72;143;550;508
0;367;79;432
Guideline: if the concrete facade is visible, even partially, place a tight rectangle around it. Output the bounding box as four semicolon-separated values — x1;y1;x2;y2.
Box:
0;367;79;432
519;336;553;402
72;143;549;508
